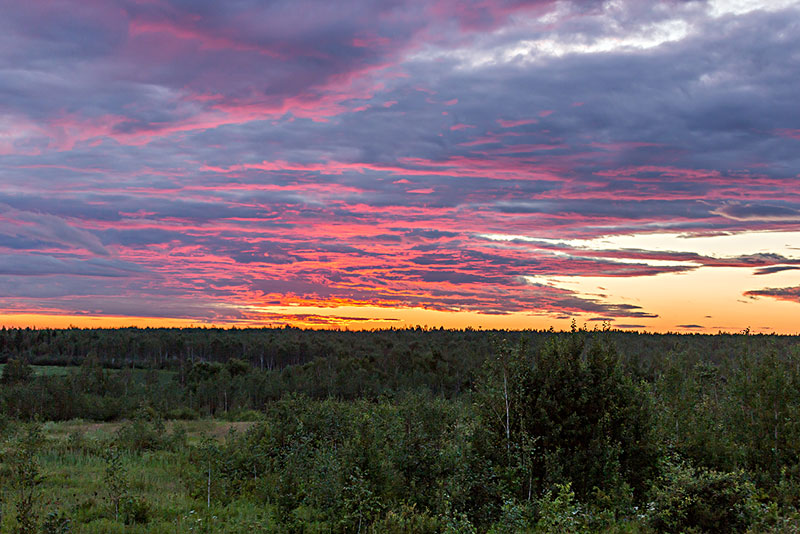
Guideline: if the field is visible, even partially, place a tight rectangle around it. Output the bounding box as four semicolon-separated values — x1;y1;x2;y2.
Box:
20;420;260;534
0;365;70;377
0;364;176;384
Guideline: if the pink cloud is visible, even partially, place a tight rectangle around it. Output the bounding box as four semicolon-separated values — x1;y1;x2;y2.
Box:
128;19;284;57
497;118;538;127
775;129;800;140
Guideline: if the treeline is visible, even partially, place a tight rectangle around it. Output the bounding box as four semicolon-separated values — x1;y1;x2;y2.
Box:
0;326;496;370
2;328;799;419
2;324;798;379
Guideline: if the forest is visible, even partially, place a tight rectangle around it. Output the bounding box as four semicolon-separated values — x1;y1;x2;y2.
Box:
1;325;800;533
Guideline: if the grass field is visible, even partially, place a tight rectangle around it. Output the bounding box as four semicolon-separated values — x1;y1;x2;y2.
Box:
42;419;255;442
0;364;177;383
1;420;270;534
0;364;71;377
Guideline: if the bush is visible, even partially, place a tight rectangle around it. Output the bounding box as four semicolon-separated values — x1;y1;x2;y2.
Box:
649;456;758;533
442;512;479;534
534;484;590;534
3;423;45;534
71;497;104;524
488;499;532;533
166;406;200;420
167;422;189;450
1;358;33;384
115;414;167;452
121;495;151;525
371;504;441;533
42;510;72;534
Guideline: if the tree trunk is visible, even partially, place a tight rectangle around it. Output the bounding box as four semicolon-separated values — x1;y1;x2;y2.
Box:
503;368;510;454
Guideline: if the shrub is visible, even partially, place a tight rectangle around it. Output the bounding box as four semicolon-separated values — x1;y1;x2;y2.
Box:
534;483;590;534
71;497;104;524
1;358;33;384
3;423;44;534
649;456;758;533
167;422;189;450
115;414;167;452
488;499;532;533
372;504;441;533
42;510;72;534
442;512;479;534
103;448;128;521
166;407;200;420
121;495;151;525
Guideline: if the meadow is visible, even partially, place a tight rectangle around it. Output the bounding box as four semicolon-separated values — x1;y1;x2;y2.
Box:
2;327;800;533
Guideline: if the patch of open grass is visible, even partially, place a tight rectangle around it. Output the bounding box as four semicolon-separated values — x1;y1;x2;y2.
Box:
0;364;71;377
1;421;273;534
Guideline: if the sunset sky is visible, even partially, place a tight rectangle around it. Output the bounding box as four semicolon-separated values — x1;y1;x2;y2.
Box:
1;0;799;332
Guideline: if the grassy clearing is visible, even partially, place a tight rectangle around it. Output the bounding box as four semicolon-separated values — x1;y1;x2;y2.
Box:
0;419;271;534
43;419;255;442
0;364;177;382
0;364;71;377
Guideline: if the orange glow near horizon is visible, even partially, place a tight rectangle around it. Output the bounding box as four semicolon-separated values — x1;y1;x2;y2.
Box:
2;2;799;334
3;228;800;334
0;314;211;330
3;294;797;334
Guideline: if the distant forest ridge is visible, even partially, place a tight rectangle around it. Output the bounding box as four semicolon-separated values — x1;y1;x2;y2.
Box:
1;325;797;373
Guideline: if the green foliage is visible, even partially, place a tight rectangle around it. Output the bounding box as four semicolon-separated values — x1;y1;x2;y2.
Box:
342;465;382;531
102;448;128;521
0;358;33;385
728;349;800;484
41;510;72;534
370;504;441;534
114;410;169;452
1;328;800;532
192;435;223;509
2;422;45;534
166;406;201;420
120;495;151;525
220;409;263;422
534;483;589;534
654;357;740;472
648;456;758;534
475;335;658;505
487;499;532;533
746;509;800;534
442;511;479;534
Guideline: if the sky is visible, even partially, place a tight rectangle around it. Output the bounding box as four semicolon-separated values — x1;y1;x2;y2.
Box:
1;0;800;333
